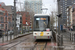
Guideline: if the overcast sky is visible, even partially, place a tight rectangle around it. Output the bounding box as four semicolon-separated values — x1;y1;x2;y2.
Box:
0;0;57;14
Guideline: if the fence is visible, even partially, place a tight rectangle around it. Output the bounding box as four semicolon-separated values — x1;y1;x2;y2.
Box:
0;31;32;43
69;31;75;43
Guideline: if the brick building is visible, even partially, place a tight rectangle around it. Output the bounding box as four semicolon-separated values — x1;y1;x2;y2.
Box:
17;11;31;31
0;7;12;31
0;2;14;31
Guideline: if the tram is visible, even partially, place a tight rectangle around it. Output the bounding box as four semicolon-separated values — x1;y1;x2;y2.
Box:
33;14;52;39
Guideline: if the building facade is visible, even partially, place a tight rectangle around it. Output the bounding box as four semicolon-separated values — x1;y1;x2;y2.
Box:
2;6;14;31
24;0;42;14
17;11;31;31
16;14;22;30
66;6;73;29
0;2;14;31
66;4;75;30
0;7;12;31
58;0;74;25
72;4;75;30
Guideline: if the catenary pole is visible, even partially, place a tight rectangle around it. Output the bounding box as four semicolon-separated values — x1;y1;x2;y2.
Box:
14;0;17;38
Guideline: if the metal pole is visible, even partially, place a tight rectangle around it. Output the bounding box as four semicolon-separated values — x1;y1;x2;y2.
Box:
57;0;60;35
57;0;61;46
5;11;8;41
14;0;17;38
2;31;4;43
51;12;53;30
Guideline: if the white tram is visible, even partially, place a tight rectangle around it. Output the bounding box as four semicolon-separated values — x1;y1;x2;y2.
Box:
33;14;52;39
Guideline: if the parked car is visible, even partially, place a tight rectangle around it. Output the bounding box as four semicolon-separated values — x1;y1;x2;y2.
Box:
5;30;14;36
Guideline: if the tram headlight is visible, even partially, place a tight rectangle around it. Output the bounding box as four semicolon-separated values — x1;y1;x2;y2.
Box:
35;33;37;35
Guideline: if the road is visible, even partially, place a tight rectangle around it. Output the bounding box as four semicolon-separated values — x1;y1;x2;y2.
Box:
0;34;57;50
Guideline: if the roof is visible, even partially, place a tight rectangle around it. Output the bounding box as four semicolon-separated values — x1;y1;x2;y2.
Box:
0;2;5;6
3;6;14;14
34;14;50;16
0;8;5;11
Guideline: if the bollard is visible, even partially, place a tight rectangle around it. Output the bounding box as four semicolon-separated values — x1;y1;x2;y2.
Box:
71;33;72;41
2;31;4;43
10;33;12;41
72;33;73;42
7;32;8;41
56;34;63;46
70;33;71;41
56;34;58;43
56;34;59;46
2;35;4;43
73;33;74;42
61;35;63;46
74;34;75;42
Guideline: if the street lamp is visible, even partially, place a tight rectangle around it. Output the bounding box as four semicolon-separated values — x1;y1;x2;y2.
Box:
41;8;48;14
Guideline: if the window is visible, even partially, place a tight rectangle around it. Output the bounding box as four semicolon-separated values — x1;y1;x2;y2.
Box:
0;12;3;15
17;19;19;22
8;14;11;16
1;24;4;29
0;17;4;22
12;6;14;10
8;18;11;21
65;3;67;5
26;18;27;20
34;16;50;31
61;6;62;7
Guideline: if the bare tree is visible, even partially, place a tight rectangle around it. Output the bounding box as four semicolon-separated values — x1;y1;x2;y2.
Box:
24;1;35;31
50;15;55;30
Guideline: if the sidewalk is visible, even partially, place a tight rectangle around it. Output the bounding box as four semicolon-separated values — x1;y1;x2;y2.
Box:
62;32;75;45
0;32;32;46
61;32;75;50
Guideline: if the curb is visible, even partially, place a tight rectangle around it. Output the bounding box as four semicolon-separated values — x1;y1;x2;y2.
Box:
0;33;32;46
13;33;32;40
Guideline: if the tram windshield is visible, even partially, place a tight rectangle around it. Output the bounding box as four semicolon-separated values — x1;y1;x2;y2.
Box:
34;16;50;31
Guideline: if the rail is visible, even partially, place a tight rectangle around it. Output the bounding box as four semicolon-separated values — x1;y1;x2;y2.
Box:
52;30;63;46
69;31;75;43
0;32;32;46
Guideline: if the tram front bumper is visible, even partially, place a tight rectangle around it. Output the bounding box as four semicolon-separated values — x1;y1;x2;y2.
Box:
34;36;52;39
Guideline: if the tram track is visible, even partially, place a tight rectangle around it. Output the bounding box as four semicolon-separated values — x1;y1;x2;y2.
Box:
31;41;47;50
1;34;56;50
6;37;29;50
0;33;32;47
31;36;56;50
1;34;32;50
